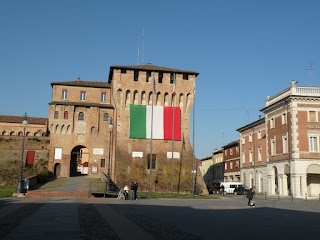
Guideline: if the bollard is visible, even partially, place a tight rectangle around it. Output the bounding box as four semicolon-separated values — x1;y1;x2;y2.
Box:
265;192;267;200
305;193;307;202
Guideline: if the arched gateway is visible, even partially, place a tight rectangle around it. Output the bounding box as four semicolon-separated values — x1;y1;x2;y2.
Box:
70;145;88;177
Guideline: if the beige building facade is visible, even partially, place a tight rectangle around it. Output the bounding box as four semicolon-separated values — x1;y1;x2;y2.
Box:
48;79;114;178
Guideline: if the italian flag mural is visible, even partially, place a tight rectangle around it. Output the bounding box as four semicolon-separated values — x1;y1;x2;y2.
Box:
129;104;181;140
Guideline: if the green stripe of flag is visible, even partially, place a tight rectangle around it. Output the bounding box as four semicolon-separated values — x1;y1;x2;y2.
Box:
129;105;147;138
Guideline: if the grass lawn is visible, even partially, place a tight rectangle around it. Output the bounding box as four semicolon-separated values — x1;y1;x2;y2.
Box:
0;186;16;198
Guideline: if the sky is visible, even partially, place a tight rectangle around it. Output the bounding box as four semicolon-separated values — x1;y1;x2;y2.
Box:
1;0;320;159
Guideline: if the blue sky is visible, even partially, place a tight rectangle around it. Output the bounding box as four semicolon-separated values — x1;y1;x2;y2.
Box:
1;0;320;159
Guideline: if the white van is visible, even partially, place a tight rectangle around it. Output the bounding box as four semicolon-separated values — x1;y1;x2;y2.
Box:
220;182;243;194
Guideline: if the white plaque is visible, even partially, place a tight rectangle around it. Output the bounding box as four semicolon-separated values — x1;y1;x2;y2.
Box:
132;151;143;158
93;148;104;155
167;152;180;159
54;148;62;160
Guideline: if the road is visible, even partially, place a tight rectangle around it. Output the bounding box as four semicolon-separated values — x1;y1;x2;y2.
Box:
0;194;319;240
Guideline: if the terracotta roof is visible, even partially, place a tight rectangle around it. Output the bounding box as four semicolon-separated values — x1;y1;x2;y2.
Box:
51;80;110;88
109;64;199;76
221;140;240;149
0;115;48;125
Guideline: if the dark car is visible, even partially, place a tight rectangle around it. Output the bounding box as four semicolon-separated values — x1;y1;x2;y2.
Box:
233;186;247;195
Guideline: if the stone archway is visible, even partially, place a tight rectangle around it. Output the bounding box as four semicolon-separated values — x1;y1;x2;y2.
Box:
306;164;320;197
54;163;61;177
70;145;88;177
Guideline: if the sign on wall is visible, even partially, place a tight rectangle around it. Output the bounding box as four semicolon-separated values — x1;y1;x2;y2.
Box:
93;148;104;155
54;148;62;159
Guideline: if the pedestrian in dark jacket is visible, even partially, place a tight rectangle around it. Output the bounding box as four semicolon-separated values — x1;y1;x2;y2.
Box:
133;181;138;200
130;181;135;200
246;188;255;207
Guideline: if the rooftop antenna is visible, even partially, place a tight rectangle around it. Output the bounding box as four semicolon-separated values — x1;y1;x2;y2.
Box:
136;44;140;65
305;59;314;85
136;28;145;65
142;27;144;64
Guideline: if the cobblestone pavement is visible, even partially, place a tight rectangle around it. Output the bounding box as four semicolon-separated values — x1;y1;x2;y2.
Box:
1;195;320;240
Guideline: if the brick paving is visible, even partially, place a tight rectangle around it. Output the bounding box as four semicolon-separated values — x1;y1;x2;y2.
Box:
1;178;320;240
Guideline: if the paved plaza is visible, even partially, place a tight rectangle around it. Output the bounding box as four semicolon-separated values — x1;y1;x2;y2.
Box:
0;194;320;240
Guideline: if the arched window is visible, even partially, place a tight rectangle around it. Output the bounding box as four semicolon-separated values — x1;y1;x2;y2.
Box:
10;131;15;136
103;113;109;121
1;131;6;136
18;131;23;136
64;111;68;119
78;112;84;121
54;110;59;119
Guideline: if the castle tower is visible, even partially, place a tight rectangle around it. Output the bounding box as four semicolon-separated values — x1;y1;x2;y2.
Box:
108;64;199;192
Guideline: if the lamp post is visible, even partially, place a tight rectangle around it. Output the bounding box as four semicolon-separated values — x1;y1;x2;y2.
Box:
106;117;113;193
16;113;28;194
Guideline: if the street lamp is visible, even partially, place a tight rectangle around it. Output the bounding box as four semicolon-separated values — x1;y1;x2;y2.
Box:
106;117;113;193
16;113;28;194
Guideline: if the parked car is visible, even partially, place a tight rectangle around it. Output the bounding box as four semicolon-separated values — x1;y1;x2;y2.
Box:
233;186;248;195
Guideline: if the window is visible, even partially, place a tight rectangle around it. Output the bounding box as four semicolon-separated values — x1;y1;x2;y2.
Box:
101;159;105;168
258;130;261;139
249;149;253;162
134;70;139;81
309;135;318;152
80;91;86;101
78;112;84;121
249;133;252;142
242;151;246;163
282;134;288;153
270;137;276;155
236;147;239;154
281;113;287;125
308;111;317;122
242;136;245;144
235;160;239;168
158;72;163;83
146;71;151;82
230;162;233;169
230;149;233;155
147;154;156;169
54;110;59;119
270;118;275;129
258;147;262;161
101;92;107;102
183;73;188;80
64;111;68;120
224;150;227;156
62;89;68;100
170;73;175;84
103;113;109;121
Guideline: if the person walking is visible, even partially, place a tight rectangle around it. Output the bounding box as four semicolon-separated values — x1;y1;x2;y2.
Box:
130;181;135;200
133;181;138;200
246;188;255;207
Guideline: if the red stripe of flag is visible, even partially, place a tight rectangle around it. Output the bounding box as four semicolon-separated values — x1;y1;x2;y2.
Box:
163;106;181;140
